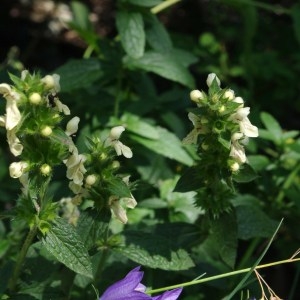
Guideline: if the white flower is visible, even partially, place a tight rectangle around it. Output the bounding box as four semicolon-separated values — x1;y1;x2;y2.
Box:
0;83;21;130
104;126;133;158
65;116;80;136
224;89;235;100
59;197;80;226
41;74;61;92
230;107;259;138
183;112;208;144
190;90;204;102
230;133;246;164
206;73;220;87
109;196;128;224
7;128;23;156
9;161;28;178
233;96;244;106
64;150;87;185
54;98;70;115
121;175;137;209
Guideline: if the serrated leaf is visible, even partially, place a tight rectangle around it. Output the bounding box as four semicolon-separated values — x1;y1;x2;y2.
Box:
127;0;162;7
107;177;132;198
114;230;194;270
76;209;110;250
124;51;195;88
116;11;145;58
197;212;237;269
55;58;102;92
42;218;93;278
131;126;194;166
121;113;159;139
260;112;282;144
232;195;278;240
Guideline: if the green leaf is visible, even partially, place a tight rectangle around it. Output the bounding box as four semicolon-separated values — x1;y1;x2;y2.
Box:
116;11;145;58
247;155;270;172
121;113;159;139
55;58;102;92
232;195;278;240
233;163;258;183
127;0;163;7
291;4;300;46
131;126;194;166
42;218;93;278
76;209;110;250
107;177;132;198
260;112;282;144
124;51;195;88
174;167;202;192
70;1;91;31
144;14;172;52
114;230;194;270
197;212;237;269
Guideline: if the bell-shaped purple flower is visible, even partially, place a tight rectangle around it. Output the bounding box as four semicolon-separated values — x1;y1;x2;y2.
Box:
99;266;182;300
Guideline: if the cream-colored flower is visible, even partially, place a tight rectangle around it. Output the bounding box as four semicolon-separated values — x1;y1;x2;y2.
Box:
230;133;246;164
206;73;220;87
190;89;204;103
183;112;208;144
64;150;87;185
7;128;23;156
65;116;80;136
104;126;133;158
224;89;235;100
60;197;80;226
230;107;259;138
0;83;21;130
54;98;70;115
9;161;28;178
108;196;128;224
41;74;61;92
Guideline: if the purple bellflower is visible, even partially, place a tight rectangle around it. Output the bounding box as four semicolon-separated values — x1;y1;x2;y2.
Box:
99;266;182;300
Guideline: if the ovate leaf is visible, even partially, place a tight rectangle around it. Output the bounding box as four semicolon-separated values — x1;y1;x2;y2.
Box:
260;112;282;144
130;126;194;166
42;218;93;278
114;230;194;271
116;11;145;58
124;51;195;88
55;58;102;92
233;163;258;183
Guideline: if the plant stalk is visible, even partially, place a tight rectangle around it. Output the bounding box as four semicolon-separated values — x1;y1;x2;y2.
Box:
8;226;38;293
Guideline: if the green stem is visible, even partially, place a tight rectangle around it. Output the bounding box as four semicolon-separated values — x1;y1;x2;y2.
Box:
8;226;38;293
147;257;300;294
276;163;300;204
151;0;181;14
94;248;110;284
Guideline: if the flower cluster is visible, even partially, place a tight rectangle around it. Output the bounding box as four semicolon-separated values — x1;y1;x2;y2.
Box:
182;73;258;214
100;266;182;300
184;73;258;172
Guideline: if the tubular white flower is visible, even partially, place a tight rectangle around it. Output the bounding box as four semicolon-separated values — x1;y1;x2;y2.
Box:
9;161;28;178
64;150;87;185
183;112;209;144
54;98;70;115
0;84;21;130
104;126;133;158
110;126;125;140
230;140;246;164
65;116;80;136
108;196;128;224
206;73;220;87
224;89;235;100
7;128;23;156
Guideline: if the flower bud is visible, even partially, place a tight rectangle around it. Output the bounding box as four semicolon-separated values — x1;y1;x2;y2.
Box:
41;74;60;91
233;96;244;107
41;126;52;136
9;161;28;178
112;160;120;169
85;174;97;186
190;90;203;102
218;105;225;113
201;142;209;150
40;164;51;176
229;161;240;172
66;116;80;136
29;93;42;105
224;89;235;100
110;126;125;140
206;73;220;87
